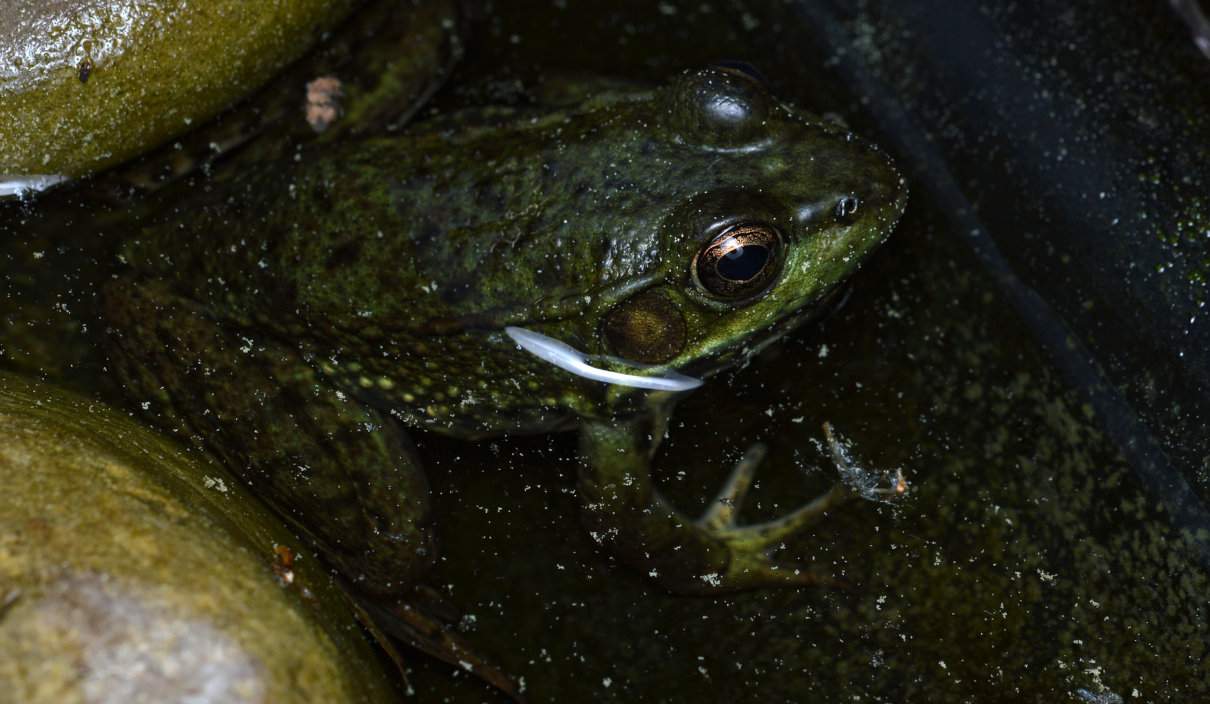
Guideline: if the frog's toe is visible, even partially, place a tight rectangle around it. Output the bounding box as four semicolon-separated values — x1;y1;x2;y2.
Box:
358;588;527;703
696;486;852;592
712;546;853;592
673;442;853;592
696;441;851;548
698;442;768;531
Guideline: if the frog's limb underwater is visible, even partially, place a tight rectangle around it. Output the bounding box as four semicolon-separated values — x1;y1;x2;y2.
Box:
102;280;531;692
103;280;438;592
578;407;856;594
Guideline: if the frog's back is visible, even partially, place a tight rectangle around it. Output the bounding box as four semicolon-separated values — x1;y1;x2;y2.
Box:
124;96;712;336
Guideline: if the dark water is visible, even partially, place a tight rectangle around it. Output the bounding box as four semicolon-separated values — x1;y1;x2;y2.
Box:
2;1;1207;702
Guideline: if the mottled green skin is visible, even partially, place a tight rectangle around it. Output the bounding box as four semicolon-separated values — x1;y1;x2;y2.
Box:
104;67;906;595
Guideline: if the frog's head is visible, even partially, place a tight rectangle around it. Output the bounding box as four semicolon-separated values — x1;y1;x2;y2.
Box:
507;64;906;411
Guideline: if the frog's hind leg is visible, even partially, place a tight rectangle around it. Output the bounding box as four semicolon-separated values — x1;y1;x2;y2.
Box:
106;280;529;699
102;280;436;592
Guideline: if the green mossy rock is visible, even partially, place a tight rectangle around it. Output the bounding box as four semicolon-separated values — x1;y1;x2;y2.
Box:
0;373;398;703
0;0;361;181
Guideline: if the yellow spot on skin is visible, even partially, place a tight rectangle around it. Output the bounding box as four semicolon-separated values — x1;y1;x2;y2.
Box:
358;376;373;389
433;392;445;401
320;362;336;374
542;397;557;407
377;377;395;390
402;392;415;403
447;386;460;397
346;361;362;373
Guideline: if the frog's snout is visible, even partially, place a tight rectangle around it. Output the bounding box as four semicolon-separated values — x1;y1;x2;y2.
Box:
602;289;687;364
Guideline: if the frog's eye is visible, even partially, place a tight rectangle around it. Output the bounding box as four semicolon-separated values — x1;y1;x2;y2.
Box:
667;65;772;148
691;223;783;300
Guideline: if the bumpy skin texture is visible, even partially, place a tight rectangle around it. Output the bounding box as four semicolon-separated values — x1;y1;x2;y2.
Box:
104;66;907;595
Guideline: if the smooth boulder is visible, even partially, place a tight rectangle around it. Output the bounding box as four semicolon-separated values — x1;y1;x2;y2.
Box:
0;372;399;703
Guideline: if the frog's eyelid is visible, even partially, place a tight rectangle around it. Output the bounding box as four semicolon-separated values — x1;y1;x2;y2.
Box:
504;327;703;393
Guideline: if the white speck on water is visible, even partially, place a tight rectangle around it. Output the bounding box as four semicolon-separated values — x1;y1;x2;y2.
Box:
201;475;229;493
0;174;66;198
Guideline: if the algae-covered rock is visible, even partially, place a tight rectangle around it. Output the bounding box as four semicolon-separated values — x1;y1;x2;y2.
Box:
0;0;361;185
0;372;398;703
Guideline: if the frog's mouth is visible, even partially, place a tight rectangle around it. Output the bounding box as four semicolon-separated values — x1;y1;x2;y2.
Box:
681;282;853;379
505;326;703;392
504;281;853;394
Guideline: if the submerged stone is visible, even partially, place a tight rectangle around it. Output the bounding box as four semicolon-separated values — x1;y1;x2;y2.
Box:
0;373;398;703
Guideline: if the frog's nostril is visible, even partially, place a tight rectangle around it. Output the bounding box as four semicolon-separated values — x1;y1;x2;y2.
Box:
834;196;861;223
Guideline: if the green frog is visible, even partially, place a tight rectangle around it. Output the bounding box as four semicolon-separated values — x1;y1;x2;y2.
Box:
102;63;906;603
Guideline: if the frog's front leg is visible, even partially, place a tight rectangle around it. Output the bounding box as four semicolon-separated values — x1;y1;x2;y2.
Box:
577;413;852;594
103;280;435;593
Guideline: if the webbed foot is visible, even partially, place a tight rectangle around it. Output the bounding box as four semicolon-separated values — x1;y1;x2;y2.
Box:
691;442;851;590
578;417;907;595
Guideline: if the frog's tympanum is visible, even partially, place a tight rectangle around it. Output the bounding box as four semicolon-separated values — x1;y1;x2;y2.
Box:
103;65;906;600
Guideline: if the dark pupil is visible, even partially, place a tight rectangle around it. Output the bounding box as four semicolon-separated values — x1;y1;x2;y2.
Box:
716;244;769;281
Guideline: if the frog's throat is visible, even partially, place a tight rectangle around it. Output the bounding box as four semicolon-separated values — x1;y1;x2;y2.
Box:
505;326;703;392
